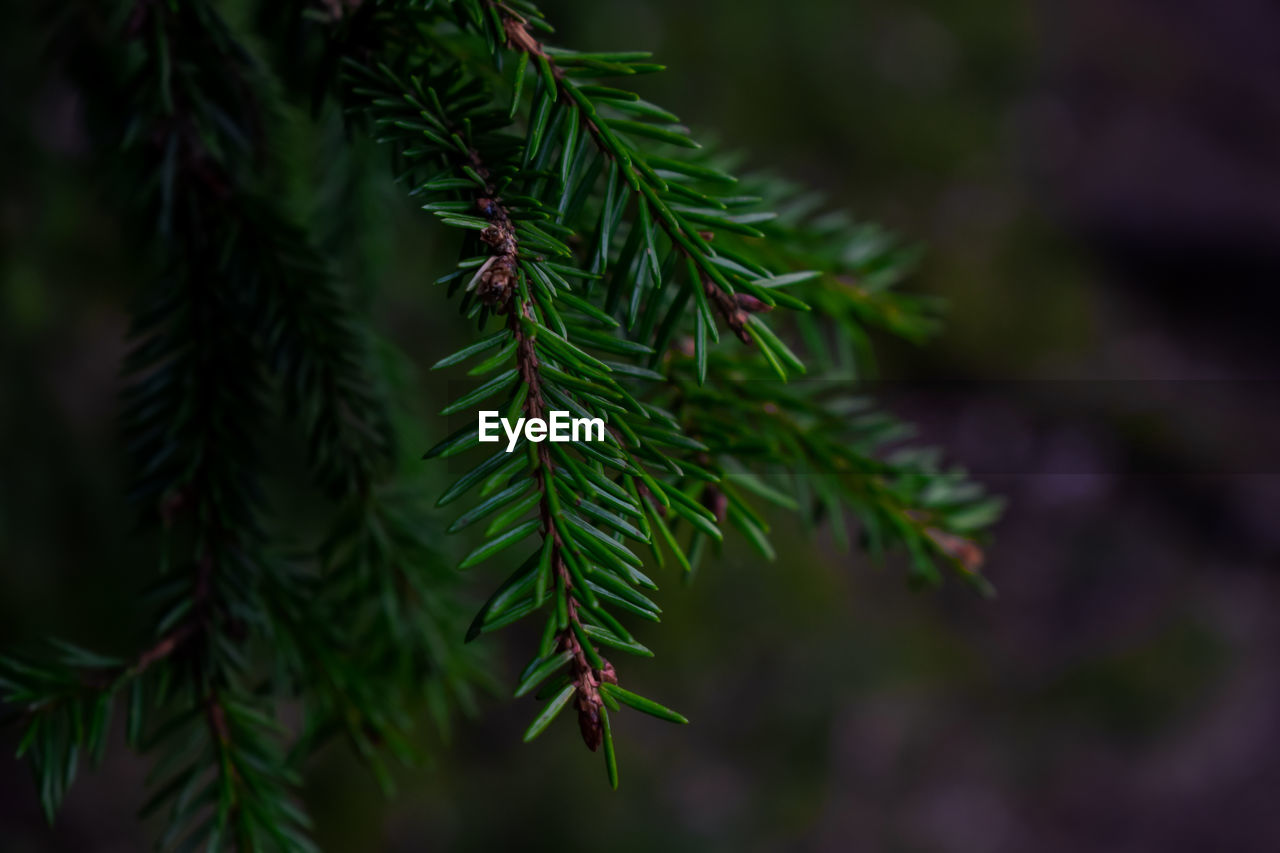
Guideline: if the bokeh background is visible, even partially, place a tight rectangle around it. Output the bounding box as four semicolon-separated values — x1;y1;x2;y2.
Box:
4;0;1280;850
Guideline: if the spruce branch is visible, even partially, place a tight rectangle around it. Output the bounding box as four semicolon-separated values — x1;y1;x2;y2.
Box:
5;0;482;843
487;0;792;362
401;87;622;748
453;0;997;581
334;23;706;783
328;0;999;785
4;0;1005;837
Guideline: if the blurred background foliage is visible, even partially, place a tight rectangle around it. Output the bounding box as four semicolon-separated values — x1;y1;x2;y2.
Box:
3;0;1280;850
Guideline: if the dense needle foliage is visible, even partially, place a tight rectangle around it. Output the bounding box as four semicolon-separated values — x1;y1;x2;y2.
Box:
1;0;1001;848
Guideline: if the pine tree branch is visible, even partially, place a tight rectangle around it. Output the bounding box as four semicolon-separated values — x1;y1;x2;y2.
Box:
469;1;995;584
332;24;708;782
512;302;615;750
408;79;619;750
4;1;1005;831
489;2;759;350
329;5;994;784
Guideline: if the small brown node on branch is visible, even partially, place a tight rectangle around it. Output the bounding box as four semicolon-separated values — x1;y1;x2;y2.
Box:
734;293;772;314
599;659;618;686
476;255;517;311
571;660;605;751
501;12;548;61
924;526;985;572
577;695;603;751
701;486;728;524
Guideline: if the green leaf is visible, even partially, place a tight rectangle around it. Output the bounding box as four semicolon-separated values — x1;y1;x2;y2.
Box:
751;270;822;289
582;624;652;657
571;499;649;543
728;503;776;560
441;368;519;415
573;328;654;357
509;50;530;118
695;311;708;385
447;480;536;534
556;290;620;327
423;425;479;460
529;321;614;374
654;479;718;525
467;340;518;376
458;520;541;569
648;155;737;184
523;685;576;742
484;488;543;537
747;323;790;380
600;707;618;789
600;683;688;724
606;119;699;149
560;106;581;187
536;55;557;98
574;84;640;100
746;315;805;375
633;201;663;292
514;651;574;698
466;556;541;642
673;206;767;237
600;97;680;123
724;472;800;511
563;513;643;567
526;90;553;165
665;496;722;542
586;561;659;609
584;580;660;622
647;502;691;573
437;450;525;507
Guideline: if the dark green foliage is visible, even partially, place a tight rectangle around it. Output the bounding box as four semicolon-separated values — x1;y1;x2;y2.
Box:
2;0;1000;847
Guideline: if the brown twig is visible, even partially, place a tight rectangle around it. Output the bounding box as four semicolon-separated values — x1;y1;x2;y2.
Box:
453;118;612;749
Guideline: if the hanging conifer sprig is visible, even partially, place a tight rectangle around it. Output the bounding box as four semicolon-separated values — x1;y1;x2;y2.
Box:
4;0;1002;842
325;0;999;784
451;0;998;582
483;0;812;375
338;41;707;784
3;2;480;847
75;4;314;846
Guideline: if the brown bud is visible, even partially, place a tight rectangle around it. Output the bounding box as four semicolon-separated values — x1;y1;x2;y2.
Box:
599;660;618;685
734;293;772;313
477;256;516;311
701;486;728;524
577;695;603;751
925;527;985;572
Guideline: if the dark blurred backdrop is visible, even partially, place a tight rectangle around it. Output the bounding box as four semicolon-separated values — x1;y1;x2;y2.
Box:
3;1;1280;850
